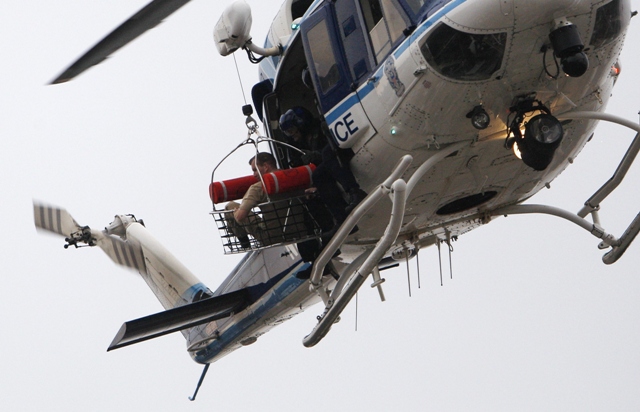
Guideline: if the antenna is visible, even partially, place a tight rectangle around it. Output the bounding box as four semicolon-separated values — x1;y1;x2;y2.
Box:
437;240;443;286
416;247;421;289
355;292;358;332
188;364;210;401
449;246;453;279
405;254;412;297
446;231;454;279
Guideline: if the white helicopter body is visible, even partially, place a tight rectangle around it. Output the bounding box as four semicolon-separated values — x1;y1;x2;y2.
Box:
35;0;639;399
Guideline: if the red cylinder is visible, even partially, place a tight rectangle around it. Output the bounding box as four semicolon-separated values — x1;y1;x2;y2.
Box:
262;164;316;195
210;175;258;204
210;164;316;204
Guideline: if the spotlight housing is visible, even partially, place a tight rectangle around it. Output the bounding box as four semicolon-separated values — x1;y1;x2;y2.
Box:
466;105;490;130
525;114;563;145
519;114;564;170
506;100;564;171
549;22;589;77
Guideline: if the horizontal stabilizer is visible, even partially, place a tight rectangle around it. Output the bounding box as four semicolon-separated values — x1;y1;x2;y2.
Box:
108;289;250;351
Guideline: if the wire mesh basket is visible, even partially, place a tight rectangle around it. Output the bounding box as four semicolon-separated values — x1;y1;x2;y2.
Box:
212;195;322;254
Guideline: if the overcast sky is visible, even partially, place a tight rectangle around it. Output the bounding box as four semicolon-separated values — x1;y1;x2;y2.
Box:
2;1;640;411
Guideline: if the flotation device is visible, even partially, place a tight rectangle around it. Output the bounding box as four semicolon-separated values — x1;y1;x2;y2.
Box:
210;175;258;204
262;164;315;195
210;164;316;204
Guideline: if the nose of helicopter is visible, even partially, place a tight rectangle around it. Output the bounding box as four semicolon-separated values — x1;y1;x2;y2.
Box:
444;0;595;32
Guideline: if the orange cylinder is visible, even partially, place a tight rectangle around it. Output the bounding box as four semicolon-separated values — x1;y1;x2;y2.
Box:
210;175;258;204
262;164;316;195
210;164;316;204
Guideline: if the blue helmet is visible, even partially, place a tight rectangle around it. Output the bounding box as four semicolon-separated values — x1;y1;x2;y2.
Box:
279;107;313;136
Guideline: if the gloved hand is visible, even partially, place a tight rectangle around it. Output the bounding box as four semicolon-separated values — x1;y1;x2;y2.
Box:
301;150;322;165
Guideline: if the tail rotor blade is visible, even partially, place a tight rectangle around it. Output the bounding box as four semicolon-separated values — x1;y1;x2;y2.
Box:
33;202;82;237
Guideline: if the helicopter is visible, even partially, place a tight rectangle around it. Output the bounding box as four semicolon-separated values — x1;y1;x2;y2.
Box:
35;0;640;403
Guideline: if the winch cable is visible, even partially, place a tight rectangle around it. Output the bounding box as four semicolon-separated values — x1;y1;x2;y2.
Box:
232;53;248;106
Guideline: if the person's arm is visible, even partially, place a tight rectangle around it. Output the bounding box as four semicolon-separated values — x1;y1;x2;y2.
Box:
234;208;249;223
234;183;262;223
301;150;323;165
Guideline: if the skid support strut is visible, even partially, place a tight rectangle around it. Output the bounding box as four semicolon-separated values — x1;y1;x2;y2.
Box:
498;111;640;264
304;142;469;347
307;155;413;300
303;180;407;347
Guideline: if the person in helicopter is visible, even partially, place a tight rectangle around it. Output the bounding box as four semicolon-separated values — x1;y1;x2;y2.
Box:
225;152;306;249
279;106;367;234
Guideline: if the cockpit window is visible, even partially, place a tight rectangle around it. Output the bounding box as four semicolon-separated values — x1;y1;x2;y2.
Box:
420;23;506;81
590;0;624;49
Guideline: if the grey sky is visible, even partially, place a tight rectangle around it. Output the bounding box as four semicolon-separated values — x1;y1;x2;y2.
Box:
2;1;640;411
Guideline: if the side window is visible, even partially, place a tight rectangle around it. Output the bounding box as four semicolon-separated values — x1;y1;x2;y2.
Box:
301;3;354;112
380;0;407;45
359;0;409;63
335;0;376;83
307;20;342;93
403;0;425;14
402;0;453;18
291;0;314;19
590;0;624;49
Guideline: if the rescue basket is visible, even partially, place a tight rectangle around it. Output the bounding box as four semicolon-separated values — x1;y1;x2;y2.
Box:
212;194;322;254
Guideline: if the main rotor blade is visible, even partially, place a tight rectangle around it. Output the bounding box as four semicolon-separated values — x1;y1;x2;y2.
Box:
50;0;192;84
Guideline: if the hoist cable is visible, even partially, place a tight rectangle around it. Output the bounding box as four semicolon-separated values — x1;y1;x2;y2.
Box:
232;53;248;106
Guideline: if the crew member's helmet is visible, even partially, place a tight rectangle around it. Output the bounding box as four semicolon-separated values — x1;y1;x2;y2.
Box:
279;107;314;137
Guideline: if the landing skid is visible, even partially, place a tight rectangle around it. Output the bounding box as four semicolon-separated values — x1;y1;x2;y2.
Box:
304;142;468;347
495;111;640;264
303;178;407;347
303;111;640;346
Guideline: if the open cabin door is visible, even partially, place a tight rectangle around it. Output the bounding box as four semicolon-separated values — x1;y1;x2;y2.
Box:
300;0;376;149
263;91;295;169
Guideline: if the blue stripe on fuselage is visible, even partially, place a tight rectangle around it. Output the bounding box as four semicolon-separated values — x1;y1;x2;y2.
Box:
193;261;309;363
324;0;467;125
